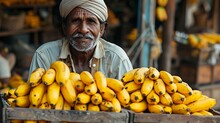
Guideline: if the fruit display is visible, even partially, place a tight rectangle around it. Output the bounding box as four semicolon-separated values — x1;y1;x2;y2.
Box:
156;0;168;22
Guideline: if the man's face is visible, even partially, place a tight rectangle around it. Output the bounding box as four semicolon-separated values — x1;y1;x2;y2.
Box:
64;7;103;52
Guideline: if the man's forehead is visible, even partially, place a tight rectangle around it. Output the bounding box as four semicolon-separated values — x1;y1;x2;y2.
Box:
70;7;98;18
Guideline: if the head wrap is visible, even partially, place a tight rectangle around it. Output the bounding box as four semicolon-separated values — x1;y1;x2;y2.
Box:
59;0;108;22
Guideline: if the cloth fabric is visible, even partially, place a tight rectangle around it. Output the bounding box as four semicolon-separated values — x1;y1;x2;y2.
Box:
29;38;133;80
0;55;11;78
59;0;108;22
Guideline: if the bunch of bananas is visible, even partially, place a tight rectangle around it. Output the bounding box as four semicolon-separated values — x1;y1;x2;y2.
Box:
120;67;216;116
156;0;168;22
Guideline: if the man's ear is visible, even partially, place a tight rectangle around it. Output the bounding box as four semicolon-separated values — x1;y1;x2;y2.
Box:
100;23;106;37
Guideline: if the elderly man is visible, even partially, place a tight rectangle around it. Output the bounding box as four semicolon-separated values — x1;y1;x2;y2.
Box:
29;0;133;79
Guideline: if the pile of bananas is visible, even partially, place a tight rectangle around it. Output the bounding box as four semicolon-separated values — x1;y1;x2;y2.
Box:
156;0;168;22
120;67;216;116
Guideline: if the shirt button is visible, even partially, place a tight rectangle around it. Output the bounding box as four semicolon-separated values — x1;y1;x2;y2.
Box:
92;64;96;67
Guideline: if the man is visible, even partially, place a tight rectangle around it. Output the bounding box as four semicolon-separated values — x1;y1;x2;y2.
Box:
29;0;133;79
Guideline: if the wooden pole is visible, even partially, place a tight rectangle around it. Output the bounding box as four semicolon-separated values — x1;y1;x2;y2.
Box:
213;0;219;33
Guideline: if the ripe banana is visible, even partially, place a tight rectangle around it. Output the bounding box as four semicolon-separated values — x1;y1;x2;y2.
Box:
42;68;56;85
29;68;45;87
8;88;17;98
69;72;81;87
146;90;160;105
100;100;114;112
100;87;116;102
116;88;130;105
14;82;31;97
134;67;149;84
165;83;177;94
106;78;124;92
159;92;173;106
74;104;87;111
171;104;190;114
94;71;107;92
171;92;186;104
159;70;173;85
80;71;94;85
14;95;30;108
187;97;216;112
154;79;166;95
7;98;16;107
141;78;154;97
112;97;121;112
121;68;138;83
76;92;91;104
173;75;183;83
47;82;60;107
84;83;98;95
148;104;164;114
39;102;51;109
23;120;37;123
124;81;142;93
176;82;193;96
198;110;213;116
88;103;100;112
74;80;85;93
40;93;47;105
29;83;46;107
61;79;76;106
63;101;71;110
159;103;172;114
50;61;70;86
55;94;64;110
129;100;148;113
148;67;160;80
130;90;143;103
91;93;102;105
184;90;202;105
156;6;167;21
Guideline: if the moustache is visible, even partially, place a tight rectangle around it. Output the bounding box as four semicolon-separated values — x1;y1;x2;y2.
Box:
72;33;94;40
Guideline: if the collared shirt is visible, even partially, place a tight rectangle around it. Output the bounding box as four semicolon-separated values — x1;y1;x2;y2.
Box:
0;55;11;78
29;38;133;79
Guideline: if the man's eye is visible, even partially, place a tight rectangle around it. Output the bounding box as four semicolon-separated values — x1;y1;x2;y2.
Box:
88;19;96;24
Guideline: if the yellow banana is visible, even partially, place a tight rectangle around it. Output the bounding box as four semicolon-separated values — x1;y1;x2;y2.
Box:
176;82;193;96
192;112;203;116
47;82;60;107
91;93;102;105
100;100;114;112
100;87;116;102
50;61;70;86
40;93;47;105
14;95;30;108
148;104;164;114
61;79;77;106
134;67;149;84
198;110;213;116
14;82;31;97
159;70;173;85
130;90;143;103
124;81;142;93
7;98;16;107
80;71;94;85
141;78;154;97
69;72;81;87
76;92;91;104
106;78;124;92
121;68;138;83
55;94;64;110
29;68;45;87
146;90;160;104
148;67;160;80
8;88;17;98
184;90;202;105
84;83;98;96
158;103;172;114
116;88;130;105
154;79;166;95
156;6;167;21
23;120;37;123
42;68;56;85
29;83;46;107
129;100;148;113
159;92;173;106
94;71;107;92
171;92;186;104
39;102;51;109
88;103;100;112
112;97;121;112
173;75;183;83
74;80;85;93
63;101;71;110
74;104;87;111
171;104;190;114
187;97;216;112
165;83;177;94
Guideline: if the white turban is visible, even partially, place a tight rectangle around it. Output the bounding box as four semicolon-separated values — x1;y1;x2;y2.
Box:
59;0;108;22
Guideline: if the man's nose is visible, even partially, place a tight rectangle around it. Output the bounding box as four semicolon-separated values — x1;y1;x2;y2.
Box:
78;22;89;34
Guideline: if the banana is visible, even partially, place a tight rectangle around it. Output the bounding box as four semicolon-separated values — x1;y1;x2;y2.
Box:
47;82;60;107
154;79;166;95
130;90;143;103
14;82;31;97
156;6;167;21
50;61;70;86
8;88;17;98
29;68;45;87
184;90;202;105
148;104;164;114
91;93;102;105
7;98;16;107
106;78;124;92
171;104;190;114
192;112;203;116
76;92;91;104
74;80;85;93
112;97;121;112
29;83;46;107
121;68;138;83
146;90;160;104
159;92;173;106
141;78;154;97
173;75;183;83
165;83;177;94
116;88;130;105
94;71;107;92
100;100;114;112
198;110;213;116
14;95;30;107
100;87;116;102
23;120;37;123
159;70;173;85
63;101;71;110
129;100;148;113
39;102;51;109
171;92;186;104
84;83;98;95
159;103;172;114
124;81;142;93
88;103;100;112
55;94;64;110
74;104;87;111
61;79;77;106
42;68;56;85
148;67;160;80
40;93;47;105
69;72;81;87
80;71;94;85
176;82;193;96
187;97;216;112
134;67;149;84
